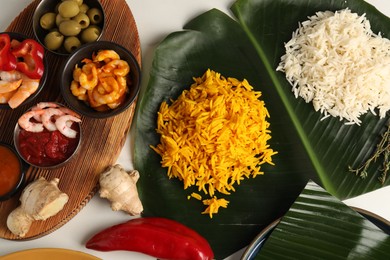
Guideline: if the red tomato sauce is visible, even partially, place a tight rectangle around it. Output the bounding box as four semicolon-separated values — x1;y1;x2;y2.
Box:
0;145;21;196
18;124;80;167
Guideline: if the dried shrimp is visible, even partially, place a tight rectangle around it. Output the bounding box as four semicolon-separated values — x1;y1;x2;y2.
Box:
70;49;130;111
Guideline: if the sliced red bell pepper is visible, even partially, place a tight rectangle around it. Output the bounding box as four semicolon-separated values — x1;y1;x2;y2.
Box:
11;38;44;79
86;217;214;260
0;33;17;71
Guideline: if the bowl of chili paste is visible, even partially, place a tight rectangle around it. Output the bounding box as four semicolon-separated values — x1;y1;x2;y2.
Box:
14;102;82;168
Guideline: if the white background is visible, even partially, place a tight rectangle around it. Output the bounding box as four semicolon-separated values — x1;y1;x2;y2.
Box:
0;0;389;259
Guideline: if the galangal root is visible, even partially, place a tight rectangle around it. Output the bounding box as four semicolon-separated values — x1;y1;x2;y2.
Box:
7;177;69;237
99;164;143;216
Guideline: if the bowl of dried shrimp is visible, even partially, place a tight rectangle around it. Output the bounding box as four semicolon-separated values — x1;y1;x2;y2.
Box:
0;32;48;110
60;40;141;118
13;102;82;168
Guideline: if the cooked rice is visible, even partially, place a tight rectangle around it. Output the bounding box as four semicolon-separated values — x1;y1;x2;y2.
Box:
277;9;390;125
151;69;277;217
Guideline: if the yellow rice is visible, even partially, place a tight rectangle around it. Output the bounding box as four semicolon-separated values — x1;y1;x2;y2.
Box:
202;197;229;218
151;69;277;217
188;192;202;201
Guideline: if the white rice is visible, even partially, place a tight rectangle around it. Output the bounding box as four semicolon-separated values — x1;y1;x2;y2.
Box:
277;9;390;125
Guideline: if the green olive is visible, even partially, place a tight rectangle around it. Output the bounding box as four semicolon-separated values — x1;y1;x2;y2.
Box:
44;31;64;50
58;1;80;18
64;36;81;53
59;20;81;36
72;12;90;29
62;0;83;6
79;3;89;13
86;8;103;25
40;12;56;30
80;25;101;43
55;14;69;27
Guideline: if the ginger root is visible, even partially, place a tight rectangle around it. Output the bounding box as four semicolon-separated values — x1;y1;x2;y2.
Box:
7;177;69;237
99;164;143;216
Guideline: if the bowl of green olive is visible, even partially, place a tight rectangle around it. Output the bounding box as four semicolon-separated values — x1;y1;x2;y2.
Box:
33;0;105;55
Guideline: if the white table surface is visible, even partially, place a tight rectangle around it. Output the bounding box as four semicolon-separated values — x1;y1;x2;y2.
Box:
0;0;389;259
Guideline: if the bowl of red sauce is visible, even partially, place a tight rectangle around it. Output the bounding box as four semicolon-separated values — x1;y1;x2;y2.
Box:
14;102;82;168
0;142;25;201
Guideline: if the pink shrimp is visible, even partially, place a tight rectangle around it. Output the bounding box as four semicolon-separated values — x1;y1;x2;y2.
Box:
55;115;81;138
35;102;60;109
59;106;81;118
41;108;65;131
31;102;60;121
34;102;81;118
18;109;45;132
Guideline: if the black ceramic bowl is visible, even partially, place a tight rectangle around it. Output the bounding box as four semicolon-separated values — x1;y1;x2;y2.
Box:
0;142;25;201
60;41;141;118
33;0;105;56
13;102;82;169
0;32;48;110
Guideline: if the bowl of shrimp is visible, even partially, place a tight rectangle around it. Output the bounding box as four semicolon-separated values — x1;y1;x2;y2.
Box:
13;102;82;168
60;40;141;119
0;32;48;110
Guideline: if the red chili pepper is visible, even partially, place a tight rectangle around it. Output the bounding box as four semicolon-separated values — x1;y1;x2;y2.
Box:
11;38;44;79
0;33;17;71
86;217;214;260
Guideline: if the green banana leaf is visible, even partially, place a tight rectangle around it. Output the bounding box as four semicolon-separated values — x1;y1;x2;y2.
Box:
255;180;390;259
133;0;390;258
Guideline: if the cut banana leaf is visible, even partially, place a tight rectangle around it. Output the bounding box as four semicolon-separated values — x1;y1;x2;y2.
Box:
255;180;390;259
134;0;390;258
231;0;390;199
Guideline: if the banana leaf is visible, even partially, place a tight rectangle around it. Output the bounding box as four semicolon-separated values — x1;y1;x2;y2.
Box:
255;180;390;259
133;0;390;258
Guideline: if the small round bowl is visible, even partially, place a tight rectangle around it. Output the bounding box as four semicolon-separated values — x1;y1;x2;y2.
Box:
241;208;390;259
0;142;25;201
60;41;141;119
0;32;48;110
13;102;82;169
33;0;105;56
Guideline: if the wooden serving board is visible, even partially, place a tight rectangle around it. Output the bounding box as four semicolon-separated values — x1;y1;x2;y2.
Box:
0;0;141;240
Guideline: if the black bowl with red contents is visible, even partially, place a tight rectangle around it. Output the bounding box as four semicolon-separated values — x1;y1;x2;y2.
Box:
13;102;82;168
0;31;48;110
